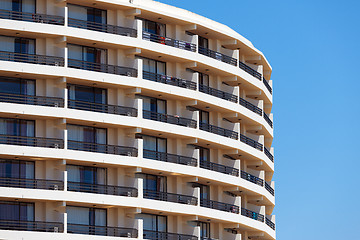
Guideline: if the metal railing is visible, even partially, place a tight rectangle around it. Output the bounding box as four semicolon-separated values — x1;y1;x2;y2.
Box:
0;9;64;25
143;149;197;166
143;71;197;90
264;147;274;162
241;208;264;222
0;219;63;232
143;110;197;128
67;223;137;238
200;199;239;214
0;92;64;107
263;77;272;94
263;112;273;128
0;51;64;66
68;181;137;197
239;97;262;116
68;18;137;37
0;135;64;149
240;134;263;151
199;84;238;103
200;160;239;176
68;140;138;157
68;100;137;117
143;31;196;52
199;122;238;140
265;182;275;196
144;189;197;205
143;230;198;240
240;171;264;186
238;61;261;80
68;59;137;77
0;177;63;190
198;46;237;66
266;218;276;230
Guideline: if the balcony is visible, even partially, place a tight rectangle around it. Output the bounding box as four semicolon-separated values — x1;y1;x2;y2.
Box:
68;141;138;157
143;110;197;128
67;224;137;238
68;100;137;117
0;9;64;25
263;112;273;128
264;147;274;162
0;220;63;233
238;61;261;80
0;93;64;107
143;71;197;90
68;59;137;77
68;18;137;37
143;31;196;52
240;171;264;186
199;122;238;140
263;77;272;94
0;135;64;148
240;134;263;151
0;177;63;190
198;46;237;66
200;160;239;177
144;189;197;205
68;182;138;197
0;51;64;66
266;217;276;230
143;230;198;240
265;182;275;196
241;208;264;222
143;149;197;166
199;84;238;103
200;199;239;214
239;97;262;116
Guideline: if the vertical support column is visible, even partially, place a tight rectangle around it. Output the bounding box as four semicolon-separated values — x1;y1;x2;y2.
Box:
63;128;68;150
194;187;200;206
64;6;68;27
63;211;67;233
137;57;143;80
195;223;201;240
136;176;143;199
136;97;143;120
64;44;68;68
63;170;67;192
136;18;143;40
195;110;200;129
193;35;199;53
194;148;200;168
64;83;68;109
137;218;143;239
136;137;143;159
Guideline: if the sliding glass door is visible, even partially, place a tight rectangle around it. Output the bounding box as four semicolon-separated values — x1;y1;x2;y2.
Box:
67;165;106;193
67;206;107;235
67;124;107;153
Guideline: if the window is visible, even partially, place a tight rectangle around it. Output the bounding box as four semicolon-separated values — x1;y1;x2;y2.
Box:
67;124;107;144
0;201;34;221
0;118;35;137
0;77;35;95
67;165;106;185
199;184;210;200
68;84;107;104
199;110;209;124
67;206;107;234
142;173;167;192
0;36;35;54
199;221;211;238
143;135;167;153
136;213;167;233
68;4;106;24
141;57;166;75
0;159;34;179
199;72;209;86
0;0;35;13
68;44;107;64
198;36;209;49
199;147;210;162
142;19;166;36
141;96;166;114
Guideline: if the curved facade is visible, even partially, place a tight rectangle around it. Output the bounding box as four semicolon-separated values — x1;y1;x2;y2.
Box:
0;0;275;239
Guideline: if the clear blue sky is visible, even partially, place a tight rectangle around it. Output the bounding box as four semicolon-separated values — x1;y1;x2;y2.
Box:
157;0;360;239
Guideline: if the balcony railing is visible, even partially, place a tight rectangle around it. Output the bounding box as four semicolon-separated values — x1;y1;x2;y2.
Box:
266;218;276;230
198;46;237;66
143;110;197;128
264;147;274;162
239;97;262;116
240;171;264;186
241;208;264;222
263;77;272;94
143;31;196;52
68;181;138;197
0;177;63;190
0;92;64;107
143;230;198;240
200;160;239;176
144;189;197;205
143;149;197;166
199;122;238;140
200;199;239;214
238;61;261;80
199;84;238;103
67;223;137;238
68;18;137;37
68;59;137;77
68;140;138;157
143;71;197;90
0;135;64;148
265;182;275;196
0;219;63;232
0;51;64;66
0;9;64;25
68;100;137;117
263;112;273;128
240;134;263;151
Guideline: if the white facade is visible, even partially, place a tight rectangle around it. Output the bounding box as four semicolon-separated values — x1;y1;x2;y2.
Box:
0;0;275;239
